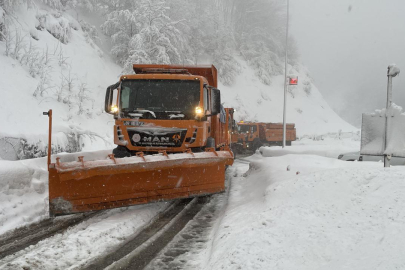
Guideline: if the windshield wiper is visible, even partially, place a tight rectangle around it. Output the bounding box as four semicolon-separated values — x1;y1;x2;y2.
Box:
122;109;156;118
169;114;185;119
164;111;186;119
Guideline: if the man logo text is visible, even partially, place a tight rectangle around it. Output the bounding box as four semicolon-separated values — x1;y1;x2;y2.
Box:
143;137;170;143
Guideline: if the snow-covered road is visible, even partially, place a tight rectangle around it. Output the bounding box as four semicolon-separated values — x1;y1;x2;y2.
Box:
2;138;405;269
0;203;166;269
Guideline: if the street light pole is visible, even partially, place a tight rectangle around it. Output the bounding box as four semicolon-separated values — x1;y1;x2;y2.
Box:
383;64;400;167
282;0;289;148
383;74;392;167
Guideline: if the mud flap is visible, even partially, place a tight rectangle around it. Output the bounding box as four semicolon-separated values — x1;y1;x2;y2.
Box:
49;151;233;216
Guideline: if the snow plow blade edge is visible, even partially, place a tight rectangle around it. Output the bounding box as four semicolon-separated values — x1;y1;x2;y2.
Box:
48;151;233;216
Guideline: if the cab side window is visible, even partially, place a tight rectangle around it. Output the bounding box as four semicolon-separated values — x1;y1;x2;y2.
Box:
203;86;209;112
120;86;130;109
251;125;257;133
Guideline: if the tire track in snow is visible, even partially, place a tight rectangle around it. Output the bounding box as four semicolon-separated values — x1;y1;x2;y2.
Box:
82;197;208;270
144;162;243;270
0;212;101;260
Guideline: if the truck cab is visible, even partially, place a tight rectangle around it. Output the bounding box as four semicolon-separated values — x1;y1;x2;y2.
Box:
104;65;231;157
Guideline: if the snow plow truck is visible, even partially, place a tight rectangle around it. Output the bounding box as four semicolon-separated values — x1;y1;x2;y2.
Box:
235;122;296;153
46;64;234;216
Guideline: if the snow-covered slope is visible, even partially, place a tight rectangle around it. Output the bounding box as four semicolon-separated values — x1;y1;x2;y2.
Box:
0;2;355;160
220;59;357;135
0;2;121;157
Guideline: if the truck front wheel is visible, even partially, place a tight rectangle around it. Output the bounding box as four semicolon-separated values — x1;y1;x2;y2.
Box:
112;145;131;158
206;137;215;148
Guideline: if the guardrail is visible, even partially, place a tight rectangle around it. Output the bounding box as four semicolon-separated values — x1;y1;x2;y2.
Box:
297;130;361;141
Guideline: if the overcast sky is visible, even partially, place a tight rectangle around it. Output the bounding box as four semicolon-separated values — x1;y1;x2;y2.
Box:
289;0;405;127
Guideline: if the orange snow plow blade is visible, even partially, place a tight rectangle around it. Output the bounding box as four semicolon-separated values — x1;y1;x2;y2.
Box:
49;150;233;216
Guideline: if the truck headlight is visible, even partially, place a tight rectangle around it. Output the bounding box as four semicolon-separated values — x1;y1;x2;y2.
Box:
110;105;118;113
195;106;203;116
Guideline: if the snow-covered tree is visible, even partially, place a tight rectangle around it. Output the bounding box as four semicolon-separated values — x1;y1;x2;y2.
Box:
41;0;63;10
124;0;184;67
101;9;139;65
2;0;296;86
64;0;107;12
0;0;33;40
0;6;4;41
101;0;187;69
96;0;295;84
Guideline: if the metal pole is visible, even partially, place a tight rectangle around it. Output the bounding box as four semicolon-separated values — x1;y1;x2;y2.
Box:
386;76;393;108
384;73;393;167
282;0;289;148
43;110;52;170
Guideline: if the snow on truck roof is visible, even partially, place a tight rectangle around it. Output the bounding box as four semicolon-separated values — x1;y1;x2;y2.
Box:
132;64;218;88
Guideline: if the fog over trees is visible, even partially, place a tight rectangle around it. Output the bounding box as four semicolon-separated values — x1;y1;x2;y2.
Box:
1;0;298;86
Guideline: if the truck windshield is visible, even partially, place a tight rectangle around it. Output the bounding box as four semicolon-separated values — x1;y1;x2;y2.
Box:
120;79;200;119
239;125;252;133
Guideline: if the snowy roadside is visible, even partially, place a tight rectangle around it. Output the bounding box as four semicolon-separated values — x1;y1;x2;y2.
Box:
207;152;405;269
0;202;166;270
0;150;112;235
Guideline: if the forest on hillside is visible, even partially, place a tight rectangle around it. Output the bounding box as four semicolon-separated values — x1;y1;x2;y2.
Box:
0;0;298;85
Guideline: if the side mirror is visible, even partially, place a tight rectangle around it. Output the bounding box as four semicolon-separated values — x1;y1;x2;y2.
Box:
105;82;119;114
211;88;221;115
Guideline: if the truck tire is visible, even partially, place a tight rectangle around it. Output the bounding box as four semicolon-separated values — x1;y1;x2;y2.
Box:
252;139;263;152
231;144;237;158
112;145;131;158
206;137;215;148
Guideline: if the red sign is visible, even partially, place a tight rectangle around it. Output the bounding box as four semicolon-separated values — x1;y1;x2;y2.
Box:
289;76;298;85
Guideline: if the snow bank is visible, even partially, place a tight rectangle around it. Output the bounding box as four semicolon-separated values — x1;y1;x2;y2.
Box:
0;149;112;235
208;154;405;269
260;137;360;159
0;158;48;234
